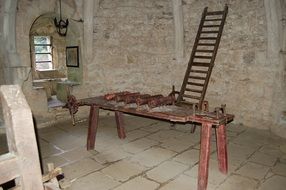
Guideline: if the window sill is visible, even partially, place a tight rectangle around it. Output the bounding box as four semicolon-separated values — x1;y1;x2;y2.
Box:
32;86;45;90
57;80;80;86
33;78;67;82
36;69;57;72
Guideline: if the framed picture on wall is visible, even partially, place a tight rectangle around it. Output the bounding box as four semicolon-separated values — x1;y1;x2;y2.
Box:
66;46;79;67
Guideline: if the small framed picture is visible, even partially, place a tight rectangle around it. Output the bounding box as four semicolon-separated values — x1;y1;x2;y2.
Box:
66;46;79;67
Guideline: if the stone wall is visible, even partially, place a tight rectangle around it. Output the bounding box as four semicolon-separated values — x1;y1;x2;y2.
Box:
88;0;177;97
182;0;270;128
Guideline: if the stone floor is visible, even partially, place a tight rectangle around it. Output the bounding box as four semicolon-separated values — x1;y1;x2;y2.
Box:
2;115;286;189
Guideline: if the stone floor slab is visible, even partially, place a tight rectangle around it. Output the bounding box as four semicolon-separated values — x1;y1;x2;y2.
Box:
102;160;146;182
173;149;200;166
130;147;176;168
40;143;63;158
122;138;159;154
60;147;94;162
217;174;258;190
184;159;233;185
71;171;120;190
125;129;150;141
42;155;68;173
147;130;186;142
259;175;286;190
140;121;170;133
159;174;214;190
62;158;104;180
249;151;277;167
113;176;159;190
235;162;270;180
93;146;132;164
146;160;188;183
272;162;286;176
160;137;195;152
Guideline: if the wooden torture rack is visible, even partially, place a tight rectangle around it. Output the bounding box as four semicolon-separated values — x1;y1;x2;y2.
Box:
64;5;232;190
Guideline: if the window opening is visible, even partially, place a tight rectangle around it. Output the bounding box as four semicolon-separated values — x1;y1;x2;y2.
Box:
33;36;53;71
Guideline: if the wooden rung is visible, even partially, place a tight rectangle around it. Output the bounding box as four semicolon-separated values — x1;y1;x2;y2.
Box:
185;88;203;93
204;18;223;21
203;25;221;28
196;49;214;53
201;31;219;34
199;37;217;40
206;11;224;15
187;82;205;86
183;94;201;100
192;62;211;67
194;55;213;59
189;76;206;80
190;69;209;74
198;43;216;46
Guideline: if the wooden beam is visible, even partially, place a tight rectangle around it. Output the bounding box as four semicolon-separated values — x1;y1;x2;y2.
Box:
198;122;212;190
115;111;126;139
0;153;19;185
0;85;44;190
172;0;184;59
83;0;95;61
87;105;99;150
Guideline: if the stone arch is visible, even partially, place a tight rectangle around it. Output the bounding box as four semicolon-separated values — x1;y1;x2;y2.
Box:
29;13;68;80
0;0;83;85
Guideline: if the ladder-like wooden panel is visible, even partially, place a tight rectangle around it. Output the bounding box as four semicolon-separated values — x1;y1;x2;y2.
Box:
177;5;228;109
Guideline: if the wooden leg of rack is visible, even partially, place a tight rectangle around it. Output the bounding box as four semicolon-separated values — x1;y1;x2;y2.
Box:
115;111;126;139
198;122;212;190
87;106;99;150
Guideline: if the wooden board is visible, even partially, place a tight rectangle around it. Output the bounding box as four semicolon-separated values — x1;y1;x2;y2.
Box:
80;96;234;125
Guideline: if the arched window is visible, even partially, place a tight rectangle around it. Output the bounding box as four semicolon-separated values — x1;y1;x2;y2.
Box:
30;14;67;80
33;36;53;71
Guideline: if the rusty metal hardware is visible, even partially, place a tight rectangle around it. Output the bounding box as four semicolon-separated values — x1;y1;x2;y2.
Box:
169;85;180;97
64;95;81;125
148;95;176;108
221;104;226;116
203;101;209;111
104;91;130;100
115;92;140;102
124;94;151;104
214;104;227;119
136;94;164;106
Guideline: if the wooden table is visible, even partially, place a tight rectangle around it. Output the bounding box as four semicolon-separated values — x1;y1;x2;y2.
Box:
78;96;234;190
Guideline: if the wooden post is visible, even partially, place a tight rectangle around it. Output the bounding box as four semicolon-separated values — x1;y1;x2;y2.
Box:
172;0;184;59
114;111;126;139
0;85;44;190
83;0;95;61
216;124;228;174
87;105;99;150
198;122;212;190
